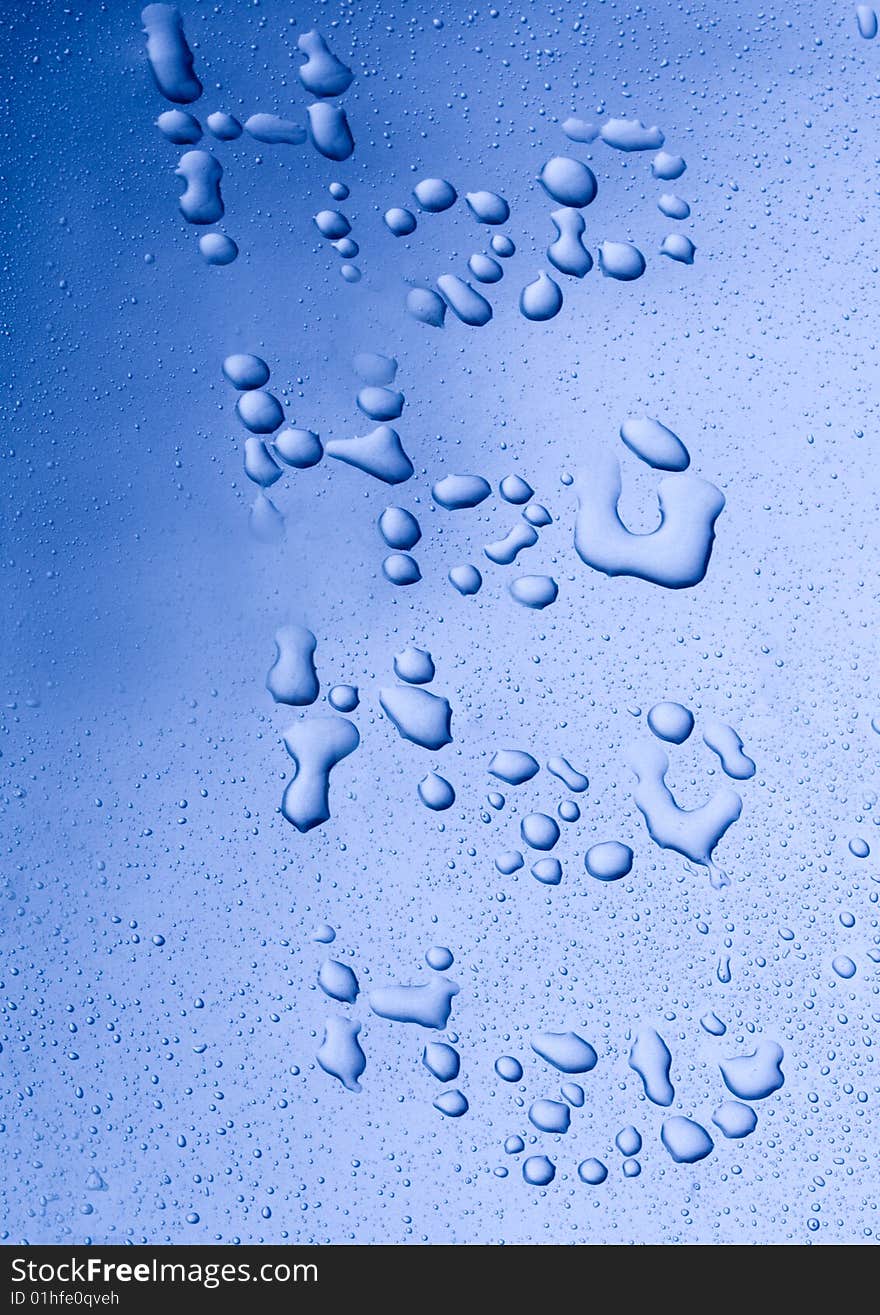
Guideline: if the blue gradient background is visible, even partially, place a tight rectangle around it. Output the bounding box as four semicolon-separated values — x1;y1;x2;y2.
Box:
1;0;878;1243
